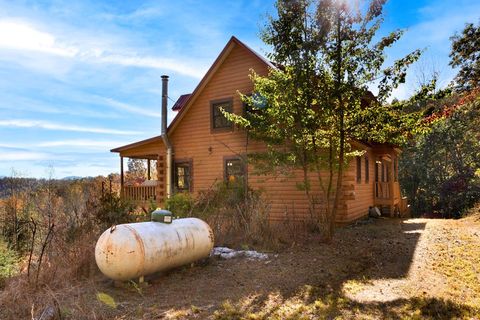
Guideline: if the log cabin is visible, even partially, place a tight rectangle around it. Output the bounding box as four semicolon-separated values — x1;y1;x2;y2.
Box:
111;36;407;223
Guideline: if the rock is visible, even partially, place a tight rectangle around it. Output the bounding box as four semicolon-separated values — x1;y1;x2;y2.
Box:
369;206;382;218
36;303;61;320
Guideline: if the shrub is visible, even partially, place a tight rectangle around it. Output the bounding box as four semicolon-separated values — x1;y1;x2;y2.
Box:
165;192;194;217
92;191;136;229
0;240;18;287
167;182;276;249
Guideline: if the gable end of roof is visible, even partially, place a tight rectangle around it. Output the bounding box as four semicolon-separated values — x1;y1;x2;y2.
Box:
167;36;274;134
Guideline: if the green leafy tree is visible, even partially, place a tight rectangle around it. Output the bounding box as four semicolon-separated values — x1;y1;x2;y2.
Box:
400;91;480;217
449;21;480;92
227;0;421;240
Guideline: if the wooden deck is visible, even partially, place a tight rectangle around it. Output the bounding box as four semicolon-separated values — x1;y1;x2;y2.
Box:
123;185;157;202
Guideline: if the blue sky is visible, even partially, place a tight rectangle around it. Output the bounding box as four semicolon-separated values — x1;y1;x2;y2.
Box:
0;0;478;178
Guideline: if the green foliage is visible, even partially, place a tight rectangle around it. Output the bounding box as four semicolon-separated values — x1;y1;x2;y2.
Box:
449;21;480;92
165;192;194;217
94;192;135;228
194;181;251;218
167;182;273;248
399;93;480;217
0;240;18;286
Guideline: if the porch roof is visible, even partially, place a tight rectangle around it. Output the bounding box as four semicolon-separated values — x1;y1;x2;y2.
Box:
110;135;165;159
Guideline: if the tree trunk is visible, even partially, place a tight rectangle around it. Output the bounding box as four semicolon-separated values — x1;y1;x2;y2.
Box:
330;128;344;240
328;10;345;242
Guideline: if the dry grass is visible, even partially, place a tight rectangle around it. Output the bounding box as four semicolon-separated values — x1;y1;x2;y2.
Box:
0;230;100;319
212;289;479;320
429;227;480;308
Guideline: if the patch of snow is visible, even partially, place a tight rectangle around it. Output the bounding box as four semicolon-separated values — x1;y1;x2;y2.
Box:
210;247;269;260
243;250;269;260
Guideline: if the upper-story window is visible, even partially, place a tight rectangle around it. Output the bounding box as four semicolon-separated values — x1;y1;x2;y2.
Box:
211;99;233;131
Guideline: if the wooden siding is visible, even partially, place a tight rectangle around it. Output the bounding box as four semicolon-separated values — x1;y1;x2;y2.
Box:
340;150;376;223
170;42;267;207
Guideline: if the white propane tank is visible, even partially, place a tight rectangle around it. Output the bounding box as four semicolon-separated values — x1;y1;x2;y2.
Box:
95;218;214;281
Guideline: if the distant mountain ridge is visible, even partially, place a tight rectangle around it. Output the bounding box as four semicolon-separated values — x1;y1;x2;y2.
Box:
62;176;83;180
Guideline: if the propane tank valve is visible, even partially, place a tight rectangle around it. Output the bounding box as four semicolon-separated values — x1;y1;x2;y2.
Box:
151;208;173;224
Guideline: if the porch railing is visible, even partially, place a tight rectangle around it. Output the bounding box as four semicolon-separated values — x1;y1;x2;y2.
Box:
123;185;157;202
375;182;390;199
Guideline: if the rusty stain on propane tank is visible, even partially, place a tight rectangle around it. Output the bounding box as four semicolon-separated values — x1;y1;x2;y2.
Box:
208;227;214;244
124;225;146;275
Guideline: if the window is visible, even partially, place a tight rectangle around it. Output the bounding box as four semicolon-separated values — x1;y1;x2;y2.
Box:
211;99;233;131
224;157;245;185
174;160;192;192
365;155;369;183
356;156;362;183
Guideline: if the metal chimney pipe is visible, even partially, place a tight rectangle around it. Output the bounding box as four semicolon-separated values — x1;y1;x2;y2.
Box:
161;75;169;134
160;75;173;199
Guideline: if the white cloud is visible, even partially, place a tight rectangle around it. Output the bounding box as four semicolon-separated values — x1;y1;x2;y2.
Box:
101;5;165;22
37;139;126;149
0;94;123;119
100;97;161;118
95;54;205;78
0;18;205;78
0;19;78;57
0;151;50;161
0;119;142;135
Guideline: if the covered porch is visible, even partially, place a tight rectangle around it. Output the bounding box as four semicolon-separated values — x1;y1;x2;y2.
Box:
373;146;407;216
111;136;166;206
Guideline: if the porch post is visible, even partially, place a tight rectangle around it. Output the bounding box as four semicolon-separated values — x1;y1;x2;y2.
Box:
147;159;151;180
388;160;394;199
120;156;124;197
156;155;163;206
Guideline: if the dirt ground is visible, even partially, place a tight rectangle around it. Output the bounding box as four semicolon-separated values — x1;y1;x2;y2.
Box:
5;216;480;319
